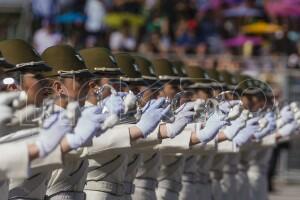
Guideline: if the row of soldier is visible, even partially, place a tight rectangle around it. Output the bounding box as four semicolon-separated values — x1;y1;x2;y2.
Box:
0;39;298;200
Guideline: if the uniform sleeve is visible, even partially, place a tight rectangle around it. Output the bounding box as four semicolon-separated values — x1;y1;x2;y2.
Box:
85;124;132;158
131;125;162;150
0;127;39;144
0;142;29;180
158;128;192;154
189;139;217;155
30;145;63;174
217;140;239;153
261;133;276;147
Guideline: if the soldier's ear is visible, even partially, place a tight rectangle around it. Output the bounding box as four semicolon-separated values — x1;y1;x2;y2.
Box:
88;80;97;90
52;80;64;96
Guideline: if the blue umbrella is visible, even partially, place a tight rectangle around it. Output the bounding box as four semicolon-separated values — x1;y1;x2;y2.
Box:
224;5;262;17
55;11;86;24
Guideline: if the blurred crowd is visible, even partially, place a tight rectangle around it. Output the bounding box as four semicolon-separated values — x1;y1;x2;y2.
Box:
31;0;300;71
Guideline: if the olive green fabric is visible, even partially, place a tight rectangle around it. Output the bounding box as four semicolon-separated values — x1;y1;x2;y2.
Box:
132;55;163;88
206;68;226;88
218;70;237;90
41;45;91;77
185;66;212;88
235;74;260;95
0;51;14;70
0;39;51;72
114;53;143;82
132;55;156;80
79;47;123;77
171;60;188;78
151;58;179;80
171;60;193;89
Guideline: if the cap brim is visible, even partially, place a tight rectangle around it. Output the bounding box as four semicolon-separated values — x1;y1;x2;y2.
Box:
187;82;212;89
93;68;124;77
122;79;148;86
5;63;52;73
0;60;15;70
144;79;162;88
93;71;123;78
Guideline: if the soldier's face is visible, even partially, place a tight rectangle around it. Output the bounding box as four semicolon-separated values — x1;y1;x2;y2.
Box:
86;80;98;105
21;73;48;106
137;86;155;107
211;89;221;97
251;96;266;112
160;83;179;99
194;89;209;100
241;95;251;110
57;77;89;106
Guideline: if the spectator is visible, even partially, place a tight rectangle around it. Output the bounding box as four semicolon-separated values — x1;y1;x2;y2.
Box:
84;0;107;35
175;19;198;54
33;20;63;53
32;0;60;19
109;21;137;52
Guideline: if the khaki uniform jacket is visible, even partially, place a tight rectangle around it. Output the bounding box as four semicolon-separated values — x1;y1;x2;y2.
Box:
6;106;63;200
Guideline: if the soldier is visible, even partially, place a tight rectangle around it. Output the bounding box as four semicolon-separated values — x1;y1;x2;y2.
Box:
114;53;156;200
40;45;136;200
0;39;74;200
131;55;162;200
114;53;195;200
246;80;278;200
79;48;170;200
179;65;215;200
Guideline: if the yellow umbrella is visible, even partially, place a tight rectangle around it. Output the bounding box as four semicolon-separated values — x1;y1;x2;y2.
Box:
241;21;282;34
104;12;145;28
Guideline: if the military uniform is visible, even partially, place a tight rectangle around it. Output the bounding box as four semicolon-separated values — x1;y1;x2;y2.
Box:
0;39;63;200
38;45;93;200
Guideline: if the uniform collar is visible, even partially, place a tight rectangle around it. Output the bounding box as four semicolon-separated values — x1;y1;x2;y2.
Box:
53;104;65;112
84;101;95;107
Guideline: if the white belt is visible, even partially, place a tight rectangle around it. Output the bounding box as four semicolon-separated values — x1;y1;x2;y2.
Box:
124;182;135;195
45;191;85;200
134;178;158;191
84;180;124;196
158;180;182;193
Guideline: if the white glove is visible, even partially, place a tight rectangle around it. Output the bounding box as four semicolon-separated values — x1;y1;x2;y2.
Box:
196;111;229;143
278;120;299;137
66;106;107;149
232;116;259;146
227;103;243;120
117;91;129;98
290;102;299;113
35;111;72;157
123;91;137;113
0;92;21;124
277;105;294;128
166;102;196;138
219;100;241;114
254;112;276;139
10;105;42;125
136;98;170;137
101;95;125;130
223;113;247;140
294;111;300;120
102;95;125;115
